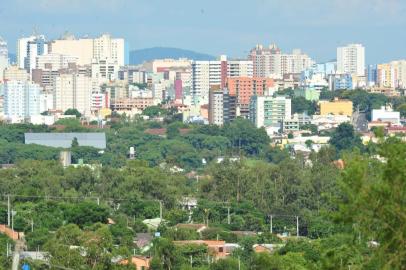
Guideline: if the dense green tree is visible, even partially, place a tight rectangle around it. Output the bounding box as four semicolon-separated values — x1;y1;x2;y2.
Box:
329;123;363;153
292;97;318;115
64;108;82;118
336;138;406;269
143;106;168;117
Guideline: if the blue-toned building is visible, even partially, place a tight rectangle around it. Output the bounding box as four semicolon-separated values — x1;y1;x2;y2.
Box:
333;74;353;90
24;35;48;73
366;64;378;86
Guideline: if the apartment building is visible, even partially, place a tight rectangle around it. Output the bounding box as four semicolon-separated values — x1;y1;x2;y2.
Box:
337;44;365;76
250;96;291;128
4;80;41;121
191;55;253;104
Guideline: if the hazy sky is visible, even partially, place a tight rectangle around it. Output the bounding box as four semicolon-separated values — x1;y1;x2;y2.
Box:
0;0;405;64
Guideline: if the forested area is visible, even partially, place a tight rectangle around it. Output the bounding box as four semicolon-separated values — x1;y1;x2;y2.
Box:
0;106;405;269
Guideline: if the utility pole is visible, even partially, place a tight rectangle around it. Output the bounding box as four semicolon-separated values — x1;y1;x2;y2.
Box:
7;195;10;227
270;215;273;234
11;210;15;239
296;216;299;238
159;201;163;221
227;206;230;225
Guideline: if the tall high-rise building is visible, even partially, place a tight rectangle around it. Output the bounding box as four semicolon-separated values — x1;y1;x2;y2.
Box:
366;64;378;86
191;55;253;104
17;35;36;69
17;35;48;73
54;73;93;116
4;80;41;120
248;44;281;78
49;33;125;66
93;34;125;66
208;86;224;125
25;36;48;73
249;95;291;128
337;44;365;76
208;86;237;125
226;77;274;117
389;60;406;89
0;37;9;81
0;36;8;58
377;63;395;88
249;44;313;79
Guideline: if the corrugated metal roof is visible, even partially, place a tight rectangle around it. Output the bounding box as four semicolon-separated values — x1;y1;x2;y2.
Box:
24;133;106;149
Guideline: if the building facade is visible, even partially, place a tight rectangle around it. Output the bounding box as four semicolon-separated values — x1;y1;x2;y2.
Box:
249;44;313;79
250;96;291;128
319;99;353;117
54;73;93;116
4;80;41;120
191;55;253;104
49;34;125;66
337;44;365;76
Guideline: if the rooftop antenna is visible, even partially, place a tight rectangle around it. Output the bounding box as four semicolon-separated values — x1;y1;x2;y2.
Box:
32;26;39;37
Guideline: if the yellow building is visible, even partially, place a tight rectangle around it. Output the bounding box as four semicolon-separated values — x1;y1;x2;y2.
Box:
319;99;353;117
377;63;394;88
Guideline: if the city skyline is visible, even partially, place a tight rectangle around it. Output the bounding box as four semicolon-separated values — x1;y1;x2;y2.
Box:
0;0;404;64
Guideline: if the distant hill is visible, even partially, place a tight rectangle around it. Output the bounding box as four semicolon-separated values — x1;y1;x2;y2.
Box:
129;47;215;65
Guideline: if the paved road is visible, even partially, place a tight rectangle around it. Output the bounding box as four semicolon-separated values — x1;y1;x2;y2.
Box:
12;238;26;270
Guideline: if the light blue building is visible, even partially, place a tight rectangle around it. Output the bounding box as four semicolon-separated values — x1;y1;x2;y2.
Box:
333;74;353;90
366;64;377;86
24;35;48;73
4;80;41;121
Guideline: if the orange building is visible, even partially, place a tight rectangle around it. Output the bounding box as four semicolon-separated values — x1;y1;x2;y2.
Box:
173;240;227;259
226;77;274;106
120;256;151;270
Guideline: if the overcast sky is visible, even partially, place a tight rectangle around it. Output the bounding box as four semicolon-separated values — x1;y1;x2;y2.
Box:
0;0;405;64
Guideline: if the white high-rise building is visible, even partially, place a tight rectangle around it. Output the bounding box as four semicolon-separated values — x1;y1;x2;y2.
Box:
337;44;365;76
49;34;125;66
250;95;291;128
0;55;8;82
191;55;253;104
17;35;48;73
280;49;314;76
91;58;120;84
17;35;36;69
54;73;92;116
249;44;313;79
208;87;224;125
0;37;9;81
93;34;125;66
249;44;281;78
4;80;41;121
26;36;48;74
390;60;406;89
0;36;8;58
